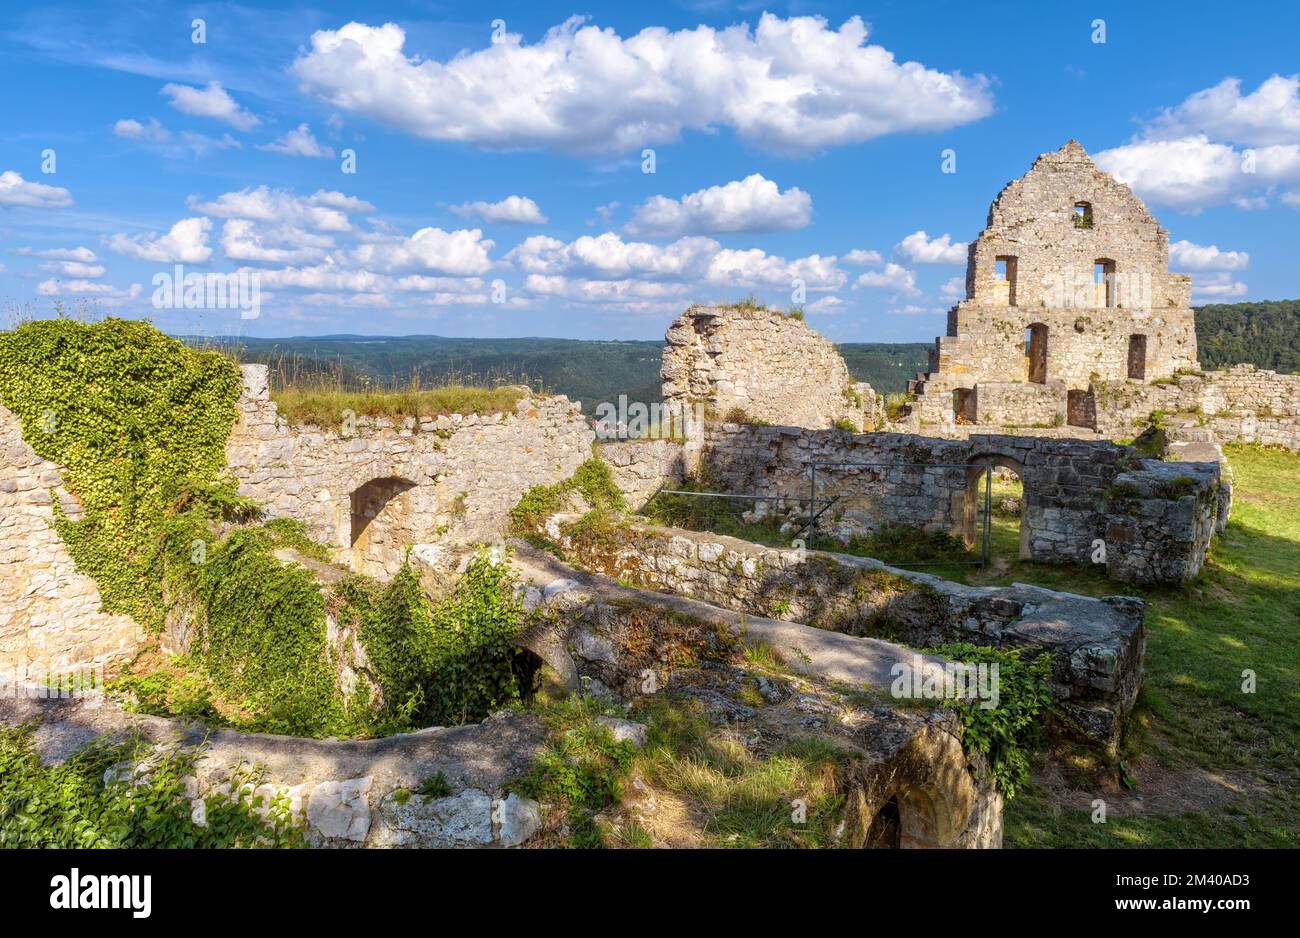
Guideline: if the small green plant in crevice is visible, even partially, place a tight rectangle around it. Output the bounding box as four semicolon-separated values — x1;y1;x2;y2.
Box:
925;642;1054;799
833;418;859;434
509;456;625;534
0;724;305;848
415;771;452;802
509;695;637;848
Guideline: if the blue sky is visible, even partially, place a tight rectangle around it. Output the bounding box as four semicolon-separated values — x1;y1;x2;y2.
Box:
1;0;1297;342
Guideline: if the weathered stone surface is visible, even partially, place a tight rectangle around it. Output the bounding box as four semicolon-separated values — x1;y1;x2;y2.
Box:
492;792;543;846
308;776;374;842
373;788;493;848
662;306;881;431
0;404;144;678
538;521;1144;746
595;716;649;748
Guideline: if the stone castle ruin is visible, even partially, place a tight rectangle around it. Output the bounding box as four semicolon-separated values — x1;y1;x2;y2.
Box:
3;139;1295;849
660;141;1300;451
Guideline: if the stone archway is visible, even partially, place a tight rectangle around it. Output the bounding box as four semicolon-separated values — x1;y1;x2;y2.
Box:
349;476;418;577
964;454;1030;560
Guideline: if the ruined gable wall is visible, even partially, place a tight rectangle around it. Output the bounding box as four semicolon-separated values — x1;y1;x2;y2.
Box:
908;142;1200;426
662;306;880;430
967;141;1178;311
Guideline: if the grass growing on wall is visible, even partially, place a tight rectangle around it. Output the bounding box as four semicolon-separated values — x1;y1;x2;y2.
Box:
270;383;527;428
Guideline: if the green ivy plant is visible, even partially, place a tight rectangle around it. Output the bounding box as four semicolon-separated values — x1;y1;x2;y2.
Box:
1;318;536;739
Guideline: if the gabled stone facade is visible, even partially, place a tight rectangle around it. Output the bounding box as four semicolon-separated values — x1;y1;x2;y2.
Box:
905;140;1199;428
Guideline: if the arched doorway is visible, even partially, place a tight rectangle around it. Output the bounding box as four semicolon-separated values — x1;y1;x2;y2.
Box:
349;476;418;576
965;456;1030;562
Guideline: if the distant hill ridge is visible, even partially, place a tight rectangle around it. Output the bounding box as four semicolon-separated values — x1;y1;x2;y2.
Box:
184;299;1297;414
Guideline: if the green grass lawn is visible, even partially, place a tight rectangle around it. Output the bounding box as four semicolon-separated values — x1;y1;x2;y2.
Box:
956;445;1299;847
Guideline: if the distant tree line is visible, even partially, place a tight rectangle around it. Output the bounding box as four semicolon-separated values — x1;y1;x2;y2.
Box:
1195;300;1300;374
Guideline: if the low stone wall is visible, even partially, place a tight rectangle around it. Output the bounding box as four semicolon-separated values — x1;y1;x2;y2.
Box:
0;689;548;848
536;520;1144;745
1093;365;1300;449
700;422;1222;584
226;365;595;577
511;547;1002;847
0;405;144;677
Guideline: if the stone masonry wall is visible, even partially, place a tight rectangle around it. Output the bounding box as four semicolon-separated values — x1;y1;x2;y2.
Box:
699;423;1222;585
595;438;687;511
541;519;1144;744
971;381;1068;427
662;306;880;430
1092;365;1300;449
0;405;144;678
905;140;1200;427
226;365;595;577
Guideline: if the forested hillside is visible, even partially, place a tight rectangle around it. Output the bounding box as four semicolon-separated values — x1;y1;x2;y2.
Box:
207;334;932;412
197;300;1294;415
1195;300;1300;374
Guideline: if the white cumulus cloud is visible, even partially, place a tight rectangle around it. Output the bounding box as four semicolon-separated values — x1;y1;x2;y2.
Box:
351;228;495;276
896;230;967;264
291;15;992;155
1147;75;1300;148
260;123;334;158
106;217;213;263
1169;240;1249;271
220;219;334;265
1191;272;1248;299
624;174;811;237
1095;75;1300;212
188;186;374;232
0;170;73;208
161;81;260;130
843;249;883;266
449;196;548;224
853;262;919;296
